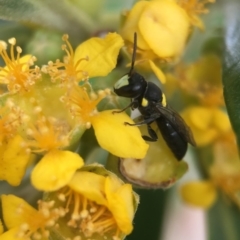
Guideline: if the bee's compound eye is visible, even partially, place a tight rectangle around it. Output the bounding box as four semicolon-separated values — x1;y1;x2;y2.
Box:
114;72;147;98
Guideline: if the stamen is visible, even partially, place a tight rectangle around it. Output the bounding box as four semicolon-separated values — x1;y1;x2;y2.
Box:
62;34;74;58
59;188;122;239
25;102;71;153
64;85;107;125
0;38;40;93
0;100;25;143
43;34;89;85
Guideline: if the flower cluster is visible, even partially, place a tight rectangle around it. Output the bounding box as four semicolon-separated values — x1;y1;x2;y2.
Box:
120;0;215;83
1;0;230;239
0;32;145;239
1;166;138;240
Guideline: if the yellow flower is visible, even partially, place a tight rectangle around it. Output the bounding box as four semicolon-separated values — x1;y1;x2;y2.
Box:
120;0;192;83
181;131;240;209
44;32;124;85
181;106;231;146
0;90;84;188
175;55;224;107
58;165;139;239
1;194;65;240
121;0;190;58
0;38;40;93
1;166;139;240
180;180;217;208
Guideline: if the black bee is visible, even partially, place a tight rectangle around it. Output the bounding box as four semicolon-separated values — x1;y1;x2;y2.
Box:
113;33;196;160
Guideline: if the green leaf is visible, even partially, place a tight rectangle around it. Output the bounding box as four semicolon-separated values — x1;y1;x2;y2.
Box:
0;0;97;39
208;193;240;240
223;2;240;149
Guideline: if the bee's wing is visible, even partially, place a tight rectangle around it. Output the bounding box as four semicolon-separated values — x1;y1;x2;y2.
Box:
155;104;196;146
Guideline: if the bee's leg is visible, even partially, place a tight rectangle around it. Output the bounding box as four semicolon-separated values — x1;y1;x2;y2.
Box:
142;124;158;142
124;118;158;142
112;100;138;114
124;116;156;126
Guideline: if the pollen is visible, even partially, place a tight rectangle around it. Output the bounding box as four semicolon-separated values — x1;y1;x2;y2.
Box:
25;102;71;153
42;34;89;86
0;99;24;144
0;38;41;93
64;85;109;127
58;187;122;239
16;199;66;240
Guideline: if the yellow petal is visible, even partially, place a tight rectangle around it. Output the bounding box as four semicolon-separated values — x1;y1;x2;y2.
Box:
148;60;166;83
105;176;134;234
213;109;231;132
68;171;107;206
0;135;30;186
74;33;124;78
1;195;38;229
0;227;26;240
31;150;84;191
180;180;217;208
192;128;218;146
121;1;151;50
138;0;189;58
181;107;230;146
91;110;149;159
188;107;211;130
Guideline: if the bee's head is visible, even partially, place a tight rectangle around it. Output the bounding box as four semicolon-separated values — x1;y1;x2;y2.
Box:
114;32;147;99
114;71;147;98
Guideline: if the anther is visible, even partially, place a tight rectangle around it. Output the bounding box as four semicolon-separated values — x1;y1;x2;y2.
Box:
16;46;22;53
0;40;7;50
8;38;16;45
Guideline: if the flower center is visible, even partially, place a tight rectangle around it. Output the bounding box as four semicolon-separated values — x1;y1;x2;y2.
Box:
25;98;70;153
16;200;65;240
0;99;25;144
58;187;121;240
62;85;110;128
0;38;40;93
42;34;89;86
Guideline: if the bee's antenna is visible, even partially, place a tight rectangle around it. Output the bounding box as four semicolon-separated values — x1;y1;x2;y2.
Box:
129;32;137;76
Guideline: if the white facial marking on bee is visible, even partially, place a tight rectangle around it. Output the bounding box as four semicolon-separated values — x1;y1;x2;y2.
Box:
114;75;129;89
